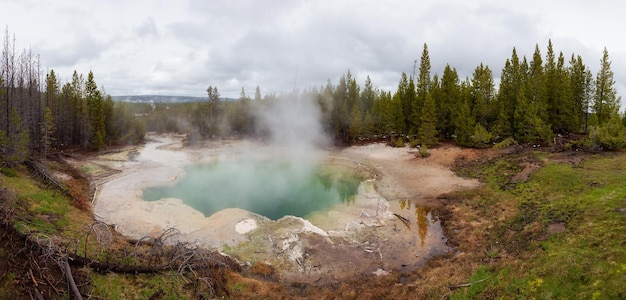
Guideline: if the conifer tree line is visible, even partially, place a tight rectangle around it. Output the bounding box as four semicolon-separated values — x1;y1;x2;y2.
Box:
0;29;145;166
138;39;624;150
5;23;623;158
312;40;624;148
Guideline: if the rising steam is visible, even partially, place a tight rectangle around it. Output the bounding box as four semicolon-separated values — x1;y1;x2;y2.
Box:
254;95;329;160
143;95;341;220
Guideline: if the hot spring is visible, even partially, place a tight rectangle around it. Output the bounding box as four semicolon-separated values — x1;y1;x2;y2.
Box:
94;135;463;284
141;159;362;220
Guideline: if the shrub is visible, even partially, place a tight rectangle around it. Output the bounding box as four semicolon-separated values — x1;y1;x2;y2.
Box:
472;124;493;148
588;113;626;150
388;136;405;148
418;146;430;158
493;138;518;149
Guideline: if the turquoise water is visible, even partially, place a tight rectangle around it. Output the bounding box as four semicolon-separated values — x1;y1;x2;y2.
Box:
142;160;361;220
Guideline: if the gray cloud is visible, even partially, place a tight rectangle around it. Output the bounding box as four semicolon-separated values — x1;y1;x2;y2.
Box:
38;30;107;68
134;17;159;39
1;0;625;106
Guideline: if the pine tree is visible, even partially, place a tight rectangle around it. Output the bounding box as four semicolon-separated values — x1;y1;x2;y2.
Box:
389;92;405;135
470;63;495;128
4;108;30;165
555;52;575;132
372;91;394;134
40;107;56;158
236;87;252;135
44;70;60;145
362;112;375;136
239;86;249;101
593;47;619;125
254;85;262;101
331;75;350;143
346;70;360;115
438;64;461;138
59;82;75;146
207;86;220;102
393;73;411;134
417;92;438;147
392;74;409;134
453;93;475;147
103;95;115;144
569;54;594;133
495;48;522;139
206;85;221;137
360;76;376;117
514;84;552;143
85;71;105;149
544;41;574;133
413;43;431;133
45;70;59;111
528;43;548;124
349;106;363;140
70;71;89;148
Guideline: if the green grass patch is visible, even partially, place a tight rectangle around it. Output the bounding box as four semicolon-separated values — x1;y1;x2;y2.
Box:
454;153;528;189
450;266;494;300
453;152;626;299
1;165;222;299
81;163;104;175
230;281;248;292
1;170;86;235
0;168;17;177
90;272;193;300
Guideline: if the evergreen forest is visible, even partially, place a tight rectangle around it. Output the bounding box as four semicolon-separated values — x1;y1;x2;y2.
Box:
2;28;625;168
0;29;145;166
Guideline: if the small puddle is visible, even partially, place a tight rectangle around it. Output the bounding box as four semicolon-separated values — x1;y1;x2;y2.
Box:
393;199;440;247
142;159;362;220
383;199;449;270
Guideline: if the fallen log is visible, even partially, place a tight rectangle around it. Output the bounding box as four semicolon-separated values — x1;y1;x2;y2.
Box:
62;257;83;300
24;160;72;198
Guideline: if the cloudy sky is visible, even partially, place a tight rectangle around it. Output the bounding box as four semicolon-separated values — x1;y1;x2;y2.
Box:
2;0;625;101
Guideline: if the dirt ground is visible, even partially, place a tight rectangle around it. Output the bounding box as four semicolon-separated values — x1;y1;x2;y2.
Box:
338;143;483;207
87;134;489;289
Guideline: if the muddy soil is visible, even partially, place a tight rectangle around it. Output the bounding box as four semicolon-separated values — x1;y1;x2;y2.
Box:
88;134;482;285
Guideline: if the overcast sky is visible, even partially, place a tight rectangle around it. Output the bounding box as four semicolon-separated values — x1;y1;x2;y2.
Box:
2;0;625;102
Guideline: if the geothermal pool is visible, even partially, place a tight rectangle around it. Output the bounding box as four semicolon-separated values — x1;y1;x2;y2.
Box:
142;160;362;220
93;134;480;284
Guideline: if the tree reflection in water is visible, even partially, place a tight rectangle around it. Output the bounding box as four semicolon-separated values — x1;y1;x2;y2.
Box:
399;199;433;247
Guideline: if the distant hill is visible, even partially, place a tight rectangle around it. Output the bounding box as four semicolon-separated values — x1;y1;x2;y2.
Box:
111;95;236;103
